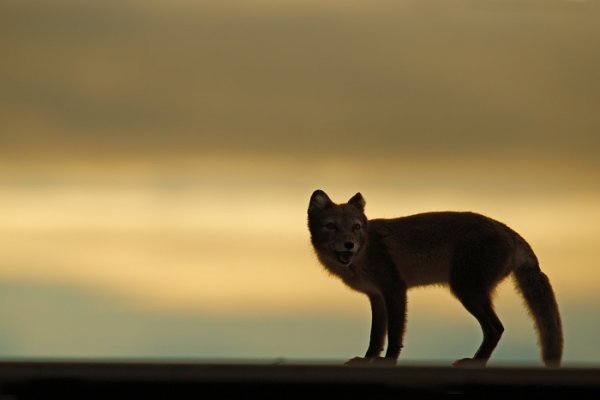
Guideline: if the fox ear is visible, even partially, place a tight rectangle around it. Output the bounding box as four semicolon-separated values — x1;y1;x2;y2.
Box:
348;192;365;212
309;189;333;212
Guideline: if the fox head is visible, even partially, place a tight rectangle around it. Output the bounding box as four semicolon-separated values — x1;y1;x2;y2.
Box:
307;189;368;269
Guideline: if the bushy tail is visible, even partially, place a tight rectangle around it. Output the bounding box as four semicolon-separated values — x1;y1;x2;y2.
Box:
513;254;563;367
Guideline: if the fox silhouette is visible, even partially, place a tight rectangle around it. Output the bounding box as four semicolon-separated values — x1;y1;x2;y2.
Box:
307;189;563;367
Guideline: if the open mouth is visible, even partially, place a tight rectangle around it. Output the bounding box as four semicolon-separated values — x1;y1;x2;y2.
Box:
336;251;354;265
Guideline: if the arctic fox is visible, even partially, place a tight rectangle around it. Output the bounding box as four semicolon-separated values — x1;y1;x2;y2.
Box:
307;189;563;367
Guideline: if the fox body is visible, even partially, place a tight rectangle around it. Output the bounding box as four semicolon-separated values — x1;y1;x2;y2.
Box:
307;189;563;367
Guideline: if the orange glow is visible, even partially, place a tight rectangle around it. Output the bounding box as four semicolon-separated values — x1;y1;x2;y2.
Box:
1;156;598;316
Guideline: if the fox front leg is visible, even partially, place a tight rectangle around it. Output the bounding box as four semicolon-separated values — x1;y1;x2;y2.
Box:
345;294;387;366
346;282;408;367
345;284;406;366
382;283;407;364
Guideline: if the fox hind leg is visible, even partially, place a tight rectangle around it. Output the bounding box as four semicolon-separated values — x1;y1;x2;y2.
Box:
451;290;504;367
449;231;512;367
449;237;511;367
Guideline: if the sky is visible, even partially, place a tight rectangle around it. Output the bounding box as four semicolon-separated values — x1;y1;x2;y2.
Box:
0;0;599;366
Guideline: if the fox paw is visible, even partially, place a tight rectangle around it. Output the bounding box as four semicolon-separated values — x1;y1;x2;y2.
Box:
345;357;370;366
452;358;487;368
345;356;396;366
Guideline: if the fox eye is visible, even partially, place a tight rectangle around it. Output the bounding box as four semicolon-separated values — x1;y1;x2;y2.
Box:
353;223;362;231
325;222;336;230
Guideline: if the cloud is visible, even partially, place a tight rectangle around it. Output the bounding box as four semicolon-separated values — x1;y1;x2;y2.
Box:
1;0;599;160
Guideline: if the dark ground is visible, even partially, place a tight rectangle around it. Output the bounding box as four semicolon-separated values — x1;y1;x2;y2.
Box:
0;361;598;399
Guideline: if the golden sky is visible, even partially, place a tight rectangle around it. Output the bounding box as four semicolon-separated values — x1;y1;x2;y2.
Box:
0;0;599;364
